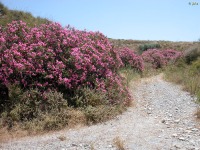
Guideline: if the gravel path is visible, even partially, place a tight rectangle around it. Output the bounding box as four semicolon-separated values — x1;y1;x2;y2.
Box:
1;74;200;150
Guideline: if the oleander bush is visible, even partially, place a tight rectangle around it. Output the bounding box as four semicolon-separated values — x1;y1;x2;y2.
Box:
0;20;185;133
142;49;183;69
0;20;126;102
117;47;144;72
0;20;131;131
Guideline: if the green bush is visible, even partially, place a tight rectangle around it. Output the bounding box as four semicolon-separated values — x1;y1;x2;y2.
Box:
1;86;68;129
164;59;200;103
23;111;70;132
139;43;161;53
184;46;200;64
84;105;124;124
191;58;200;74
70;87;108;107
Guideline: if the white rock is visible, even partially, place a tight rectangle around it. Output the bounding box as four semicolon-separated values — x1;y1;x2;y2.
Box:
169;114;172;117
174;119;180;123
191;128;198;132
172;133;178;137
178;137;185;141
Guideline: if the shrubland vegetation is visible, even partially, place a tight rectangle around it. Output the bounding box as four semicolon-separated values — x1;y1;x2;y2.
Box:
164;44;200;103
110;38;197;53
0;20;132;132
0;2;199;137
0;19;183;134
139;43;161;53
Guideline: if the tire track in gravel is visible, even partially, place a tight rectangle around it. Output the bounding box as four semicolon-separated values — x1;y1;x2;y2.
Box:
1;74;199;150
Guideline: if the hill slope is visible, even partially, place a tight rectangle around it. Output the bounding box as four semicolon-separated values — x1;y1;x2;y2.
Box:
0;2;50;27
110;38;198;53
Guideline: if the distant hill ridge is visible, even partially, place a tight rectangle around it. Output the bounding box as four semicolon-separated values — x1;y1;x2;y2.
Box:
109;38;197;52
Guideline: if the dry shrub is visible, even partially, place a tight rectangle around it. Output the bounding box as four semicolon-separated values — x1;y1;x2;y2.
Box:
196;109;200;119
184;45;200;64
67;109;86;127
113;136;126;150
57;135;67;141
84;105;125;124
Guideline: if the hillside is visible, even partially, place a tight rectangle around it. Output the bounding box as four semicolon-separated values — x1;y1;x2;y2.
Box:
110;38;198;53
0;2;199;149
0;2;50;27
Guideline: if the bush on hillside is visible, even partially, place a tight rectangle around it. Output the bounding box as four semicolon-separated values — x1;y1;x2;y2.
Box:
0;20;131;107
184;46;200;64
139;43;161;53
117;47;144;72
0;20;132;130
142;49;182;69
191;58;200;74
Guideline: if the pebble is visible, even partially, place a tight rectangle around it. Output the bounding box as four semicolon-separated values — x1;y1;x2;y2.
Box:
172;133;178;137
178;137;186;141
71;143;78;147
161;120;166;123
173;143;182;149
174;119;180;123
192;128;199;132
169;114;172;117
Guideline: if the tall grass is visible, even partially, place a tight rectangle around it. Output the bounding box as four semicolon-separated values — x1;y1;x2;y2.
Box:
119;67;141;86
164;59;200;103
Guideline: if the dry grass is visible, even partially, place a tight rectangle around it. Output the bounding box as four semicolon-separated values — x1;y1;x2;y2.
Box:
196;108;200;119
57;135;67;141
0;126;29;143
67;109;87;127
113;136;126;150
119;67;141;87
164;64;200;103
90;142;95;150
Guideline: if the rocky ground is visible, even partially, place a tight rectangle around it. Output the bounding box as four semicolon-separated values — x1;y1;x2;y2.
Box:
0;74;199;150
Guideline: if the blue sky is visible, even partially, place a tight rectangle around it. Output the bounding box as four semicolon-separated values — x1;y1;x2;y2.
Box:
1;0;200;41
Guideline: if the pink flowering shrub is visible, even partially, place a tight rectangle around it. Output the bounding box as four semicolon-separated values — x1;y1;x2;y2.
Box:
142;49;183;69
0;21;130;106
117;47;144;71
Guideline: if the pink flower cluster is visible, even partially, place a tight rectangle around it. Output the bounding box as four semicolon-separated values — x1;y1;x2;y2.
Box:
0;21;130;104
142;49;182;68
117;47;144;71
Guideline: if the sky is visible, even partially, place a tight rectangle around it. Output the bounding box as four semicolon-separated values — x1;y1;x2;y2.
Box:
1;0;200;41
